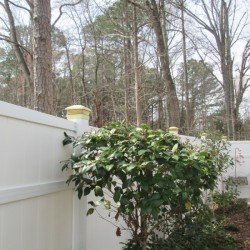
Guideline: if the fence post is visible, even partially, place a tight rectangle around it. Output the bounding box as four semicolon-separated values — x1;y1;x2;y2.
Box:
201;133;207;140
169;126;178;135
65;105;91;250
221;135;227;141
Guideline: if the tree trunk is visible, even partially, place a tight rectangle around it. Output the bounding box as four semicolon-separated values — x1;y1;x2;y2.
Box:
80;46;89;107
217;0;235;139
180;0;191;134
33;0;53;114
140;214;148;250
179;0;242;139
4;0;33;105
133;4;142;126
64;42;75;104
146;0;180;127
235;40;250;139
123;0;132;124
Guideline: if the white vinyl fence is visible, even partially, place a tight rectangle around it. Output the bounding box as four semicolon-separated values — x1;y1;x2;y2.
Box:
179;134;250;199
223;140;250;198
0;101;89;250
1;101;249;250
0;101;129;250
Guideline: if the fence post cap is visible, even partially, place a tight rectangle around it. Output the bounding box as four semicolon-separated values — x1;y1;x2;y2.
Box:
65;105;91;120
169;127;178;135
201;132;207;139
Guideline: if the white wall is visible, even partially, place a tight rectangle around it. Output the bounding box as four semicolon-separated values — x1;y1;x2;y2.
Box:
0;190;73;250
0;101;78;250
223;141;250;198
0;101;129;250
86;191;130;250
180;135;250;199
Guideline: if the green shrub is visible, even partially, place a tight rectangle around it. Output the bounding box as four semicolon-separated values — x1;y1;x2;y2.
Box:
62;122;233;249
210;177;242;215
147;206;234;250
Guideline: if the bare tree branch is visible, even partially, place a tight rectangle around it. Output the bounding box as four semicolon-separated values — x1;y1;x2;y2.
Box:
52;0;83;28
188;35;223;87
171;1;214;34
0;15;10;31
127;0;146;11
0;34;32;57
25;0;34;10
8;0;32;16
3;0;31;83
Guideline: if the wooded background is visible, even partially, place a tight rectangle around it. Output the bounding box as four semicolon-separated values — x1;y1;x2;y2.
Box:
0;0;250;139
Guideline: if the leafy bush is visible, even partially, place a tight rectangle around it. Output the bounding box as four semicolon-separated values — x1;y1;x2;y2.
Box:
120;205;233;250
147;205;234;250
62;122;233;249
210;177;241;215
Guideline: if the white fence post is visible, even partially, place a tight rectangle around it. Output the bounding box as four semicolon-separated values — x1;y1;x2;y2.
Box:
169;126;178;135
200;133;207;139
65;105;91;250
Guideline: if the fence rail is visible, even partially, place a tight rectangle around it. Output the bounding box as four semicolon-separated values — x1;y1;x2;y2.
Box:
0;180;68;205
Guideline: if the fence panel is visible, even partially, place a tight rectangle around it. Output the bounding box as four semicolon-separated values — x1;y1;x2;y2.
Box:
0;101;79;250
224;141;250;199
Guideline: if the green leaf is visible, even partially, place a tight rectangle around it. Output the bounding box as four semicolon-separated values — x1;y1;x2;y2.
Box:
104;199;111;209
88;201;96;207
141;161;154;167
82;178;93;185
62;132;74;145
172;143;179;153
94;186;104;197
122;179;132;189
77;188;83;199
105;164;114;171
117;171;126;182
61;162;69;171
151;208;158;220
185;201;192;210
114;187;121;202
127;164;136;172
149;193;161;201
95;198;104;206
110;128;116;134
71;153;78;162
120;196;129;205
116;227;121;236
182;192;188;200
199;150;208;156
138;149;148;156
84;187;91;196
151;199;164;208
142;206;152;214
172;155;179;161
87;208;95;216
76;182;84;200
174;187;182;194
